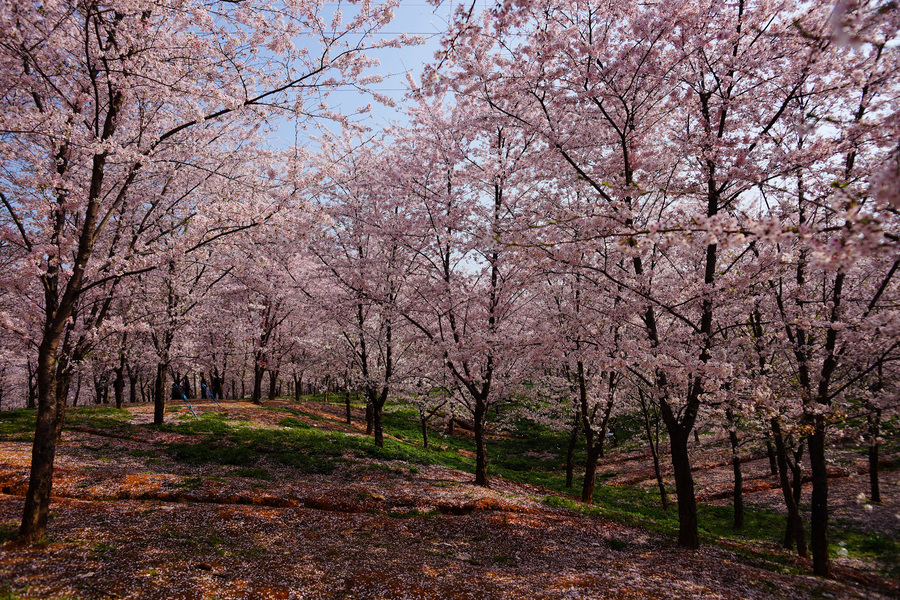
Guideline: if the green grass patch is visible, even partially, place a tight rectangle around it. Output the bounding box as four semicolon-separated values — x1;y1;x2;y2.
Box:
278;417;312;429
127;449;158;458
227;467;272;480
65;406;133;432
171;476;204;491
157;412;235;437
90;541;119;560
0;409;36;437
832;528;900;578
167;442;255;466
0;523;18;544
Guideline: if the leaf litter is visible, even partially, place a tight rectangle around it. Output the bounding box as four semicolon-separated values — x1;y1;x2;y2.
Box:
0;399;895;599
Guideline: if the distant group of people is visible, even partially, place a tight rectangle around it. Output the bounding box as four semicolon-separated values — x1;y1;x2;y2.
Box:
170;372;224;402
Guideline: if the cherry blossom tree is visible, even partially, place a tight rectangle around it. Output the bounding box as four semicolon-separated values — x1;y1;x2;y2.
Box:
0;0;405;544
311;134;423;447
431;0;899;563
386;98;544;485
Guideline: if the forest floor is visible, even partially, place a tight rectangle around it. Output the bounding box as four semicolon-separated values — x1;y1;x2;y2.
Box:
0;397;896;600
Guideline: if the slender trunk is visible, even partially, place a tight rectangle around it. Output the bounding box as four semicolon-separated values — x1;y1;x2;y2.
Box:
729;430;744;529
365;400;374;435
668;424;699;548
581;442;601;504
113;333;126;409
19;337;63;543
153;363;167;425
268;370;278;402
867;406;881;503
128;375;137;405
764;428;779;476
565;410;580;489
72;373;82;407
790;444;804;509
421;413;429;449
375;386;390;448
26;360;37;409
726;408;743;530
474;397;488;486
640;394;668;511
771;419;807;556
251;362;264;405
114;368;124;409
576;361;605;502
54;372;71;441
808;419;829;576
373;405;384;447
345;387;352;424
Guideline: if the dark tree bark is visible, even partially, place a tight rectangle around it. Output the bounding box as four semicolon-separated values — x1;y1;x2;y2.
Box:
581;444;602;503
666;420;698;548
420;413;429;449
153;363;167;425
575;363;615;503
867;402;882;503
808;420;829;575
473;397;488;486
26;360;37;410
726;407;744;530
764;428;779;476
638;389;668;511
268;369;279;402
366;386;389;448
19;336;63;543
251;359;265;405
565;407;580;489
771;419;807;556
345;387;352;425
72;373;82;407
127;367;137;405
114;362;125;409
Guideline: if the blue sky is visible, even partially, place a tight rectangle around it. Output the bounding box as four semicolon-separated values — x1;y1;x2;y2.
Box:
270;1;476;149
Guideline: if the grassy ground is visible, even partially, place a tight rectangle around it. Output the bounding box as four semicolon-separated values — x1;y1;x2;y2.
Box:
0;395;896;598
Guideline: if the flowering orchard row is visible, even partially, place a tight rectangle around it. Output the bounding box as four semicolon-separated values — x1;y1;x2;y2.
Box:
1;0;898;578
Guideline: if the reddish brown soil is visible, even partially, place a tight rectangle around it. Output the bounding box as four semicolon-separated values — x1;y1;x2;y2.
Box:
0;399;896;600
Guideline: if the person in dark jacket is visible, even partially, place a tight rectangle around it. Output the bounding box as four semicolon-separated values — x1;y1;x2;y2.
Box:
171;380;184;400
